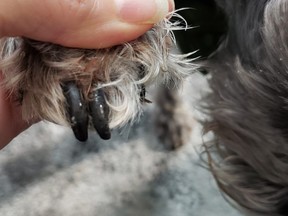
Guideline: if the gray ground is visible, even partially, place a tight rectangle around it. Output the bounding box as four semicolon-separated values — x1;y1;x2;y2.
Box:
0;73;242;216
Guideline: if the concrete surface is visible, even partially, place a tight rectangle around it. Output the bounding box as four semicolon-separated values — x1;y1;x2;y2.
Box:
0;73;242;216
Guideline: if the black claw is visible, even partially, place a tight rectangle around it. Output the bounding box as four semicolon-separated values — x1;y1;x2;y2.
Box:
88;89;111;140
62;82;89;142
139;84;152;104
138;65;152;104
139;84;146;102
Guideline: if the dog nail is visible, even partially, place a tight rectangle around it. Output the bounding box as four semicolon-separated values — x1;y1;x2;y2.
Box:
62;82;88;142
88;88;111;140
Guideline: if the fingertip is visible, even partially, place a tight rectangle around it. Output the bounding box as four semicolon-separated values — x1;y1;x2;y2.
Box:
115;0;170;24
168;0;175;12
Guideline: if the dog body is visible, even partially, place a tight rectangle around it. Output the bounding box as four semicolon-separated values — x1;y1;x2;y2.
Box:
204;0;288;215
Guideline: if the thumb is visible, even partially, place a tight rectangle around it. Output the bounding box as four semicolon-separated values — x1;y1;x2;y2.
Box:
0;0;174;48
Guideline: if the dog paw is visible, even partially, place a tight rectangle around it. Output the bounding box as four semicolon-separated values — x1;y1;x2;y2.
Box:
0;20;195;141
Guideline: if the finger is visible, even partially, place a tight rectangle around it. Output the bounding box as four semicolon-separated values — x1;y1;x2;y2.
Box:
0;85;30;148
0;0;172;48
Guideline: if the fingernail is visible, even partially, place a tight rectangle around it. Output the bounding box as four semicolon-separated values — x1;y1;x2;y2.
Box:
115;0;169;24
168;0;175;12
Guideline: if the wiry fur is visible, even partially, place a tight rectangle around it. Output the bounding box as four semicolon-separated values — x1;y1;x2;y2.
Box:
204;0;288;215
0;18;194;130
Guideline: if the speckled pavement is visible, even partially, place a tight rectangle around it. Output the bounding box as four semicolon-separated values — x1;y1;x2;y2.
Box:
0;73;242;216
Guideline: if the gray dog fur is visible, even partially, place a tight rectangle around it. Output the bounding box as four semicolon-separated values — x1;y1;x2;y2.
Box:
204;0;288;215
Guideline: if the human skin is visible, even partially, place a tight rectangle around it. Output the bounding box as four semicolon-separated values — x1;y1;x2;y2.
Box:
0;0;175;148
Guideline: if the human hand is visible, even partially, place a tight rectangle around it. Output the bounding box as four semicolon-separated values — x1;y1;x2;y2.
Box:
0;0;175;148
0;0;174;48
